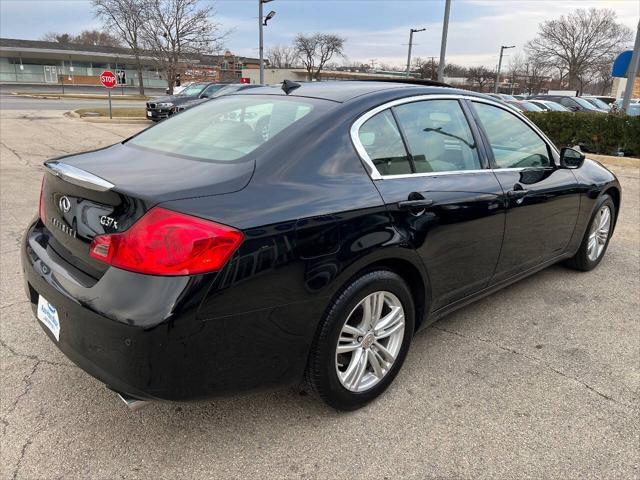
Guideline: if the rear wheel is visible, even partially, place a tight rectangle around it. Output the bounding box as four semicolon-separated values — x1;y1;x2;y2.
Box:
565;195;615;271
305;270;414;410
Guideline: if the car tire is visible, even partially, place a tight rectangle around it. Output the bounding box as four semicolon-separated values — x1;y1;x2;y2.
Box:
565;194;615;271
305;270;415;411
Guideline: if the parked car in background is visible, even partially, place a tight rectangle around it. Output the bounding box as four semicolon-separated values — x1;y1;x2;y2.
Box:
513;95;527;100
171;84;263;115
146;82;228;122
24;81;621;411
528;100;571;112
506;100;544;112
583;95;616;105
530;95;608;113
581;96;611;112
488;93;518;102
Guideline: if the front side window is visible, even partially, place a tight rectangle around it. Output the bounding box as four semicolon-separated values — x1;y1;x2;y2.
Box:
393;100;481;173
473;102;551;168
358;109;412;175
128;96;314;162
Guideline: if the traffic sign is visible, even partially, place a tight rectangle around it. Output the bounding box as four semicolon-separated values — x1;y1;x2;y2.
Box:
99;70;117;88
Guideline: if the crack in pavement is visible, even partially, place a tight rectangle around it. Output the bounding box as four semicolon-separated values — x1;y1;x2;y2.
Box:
429;325;636;411
1;360;39;438
0;339;74;369
10;424;45;480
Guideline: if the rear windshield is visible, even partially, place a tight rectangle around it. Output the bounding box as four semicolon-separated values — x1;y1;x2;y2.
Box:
128;96;314;161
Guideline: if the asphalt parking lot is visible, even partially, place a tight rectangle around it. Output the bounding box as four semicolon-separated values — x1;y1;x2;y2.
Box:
1;108;639;479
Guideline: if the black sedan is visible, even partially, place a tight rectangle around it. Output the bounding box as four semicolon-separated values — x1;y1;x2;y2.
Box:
23;81;621;410
145;82;228;121
170;84;263;115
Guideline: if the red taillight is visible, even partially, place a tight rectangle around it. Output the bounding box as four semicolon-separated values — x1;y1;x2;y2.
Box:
39;177;46;223
89;207;244;276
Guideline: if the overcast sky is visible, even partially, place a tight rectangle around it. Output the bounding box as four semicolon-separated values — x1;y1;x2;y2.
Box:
1;0;638;68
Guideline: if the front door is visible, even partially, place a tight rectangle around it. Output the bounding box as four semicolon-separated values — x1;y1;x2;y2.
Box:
468;100;580;282
44;66;58;83
355;98;505;310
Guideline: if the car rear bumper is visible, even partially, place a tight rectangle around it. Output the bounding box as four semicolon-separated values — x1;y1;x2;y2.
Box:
21;220;323;401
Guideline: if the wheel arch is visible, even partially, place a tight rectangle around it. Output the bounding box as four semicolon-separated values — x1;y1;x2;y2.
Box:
330;253;431;331
602;185;621;232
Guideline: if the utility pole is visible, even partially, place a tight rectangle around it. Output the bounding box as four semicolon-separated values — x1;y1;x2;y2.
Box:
622;20;640;114
258;0;275;84
430;56;436;80
494;45;515;94
405;28;426;77
437;0;451;83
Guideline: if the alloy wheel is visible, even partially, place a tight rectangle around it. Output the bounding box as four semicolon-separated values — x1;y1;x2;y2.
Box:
335;291;405;392
587;205;611;261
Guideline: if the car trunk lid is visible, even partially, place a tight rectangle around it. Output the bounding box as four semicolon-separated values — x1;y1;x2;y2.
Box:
41;144;254;279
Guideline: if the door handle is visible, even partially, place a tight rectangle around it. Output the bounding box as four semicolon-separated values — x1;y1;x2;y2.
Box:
397;199;434;210
507;189;528;199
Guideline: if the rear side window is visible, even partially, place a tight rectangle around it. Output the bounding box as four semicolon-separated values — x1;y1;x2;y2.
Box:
358;109;412;175
393;100;481;172
473;102;551;168
128;96;314;162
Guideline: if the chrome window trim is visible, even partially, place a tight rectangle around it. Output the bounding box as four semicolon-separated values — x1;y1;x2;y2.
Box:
350;94;559;181
45;161;114;192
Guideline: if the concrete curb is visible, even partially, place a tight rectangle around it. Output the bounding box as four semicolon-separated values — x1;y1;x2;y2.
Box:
13;92;149;101
65;111;151;125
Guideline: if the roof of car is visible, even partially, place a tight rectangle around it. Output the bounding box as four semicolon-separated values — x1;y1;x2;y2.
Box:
239;80;486;103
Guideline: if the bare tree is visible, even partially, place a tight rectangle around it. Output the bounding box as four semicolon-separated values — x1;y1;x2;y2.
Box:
75;29;122;47
443;63;468;78
526;8;632;91
139;0;227;94
294;33;345;80
522;52;551;95
413;57;438;80
466;66;493;92
266;45;299;69
41;30;121;47
93;0;147;94
40;32;74;44
506;51;526;93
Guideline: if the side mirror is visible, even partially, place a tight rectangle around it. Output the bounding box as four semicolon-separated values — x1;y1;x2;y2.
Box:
568;105;579;112
200;93;209;99
560;147;585;169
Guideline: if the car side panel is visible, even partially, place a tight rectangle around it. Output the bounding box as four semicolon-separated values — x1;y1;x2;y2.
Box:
565;159;621;254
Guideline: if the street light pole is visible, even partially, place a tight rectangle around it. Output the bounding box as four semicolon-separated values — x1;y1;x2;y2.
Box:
437;0;451;83
622;20;640;114
259;0;265;84
258;0;275;84
405;28;426;77
494;45;515;94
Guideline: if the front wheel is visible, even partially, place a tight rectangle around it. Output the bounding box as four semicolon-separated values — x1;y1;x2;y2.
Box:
565;194;615;271
305;270;415;410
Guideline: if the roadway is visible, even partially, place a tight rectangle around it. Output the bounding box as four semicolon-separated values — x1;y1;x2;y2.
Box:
0;84;153;110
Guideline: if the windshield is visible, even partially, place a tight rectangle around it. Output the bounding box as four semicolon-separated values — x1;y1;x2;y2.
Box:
543;101;568;111
584;97;611;110
177;83;207;96
520;101;543;112
573;97;601;110
128;95;315;162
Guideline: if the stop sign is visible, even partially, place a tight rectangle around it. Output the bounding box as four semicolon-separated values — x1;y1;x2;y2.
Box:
99;70;117;89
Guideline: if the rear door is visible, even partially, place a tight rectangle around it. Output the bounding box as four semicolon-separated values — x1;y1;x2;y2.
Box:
468;99;580;282
353;97;505;310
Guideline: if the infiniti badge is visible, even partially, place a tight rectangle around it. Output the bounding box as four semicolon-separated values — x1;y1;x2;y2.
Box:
59;196;71;213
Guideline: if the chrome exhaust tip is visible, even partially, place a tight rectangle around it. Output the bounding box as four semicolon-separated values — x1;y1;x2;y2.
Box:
116;392;150;411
